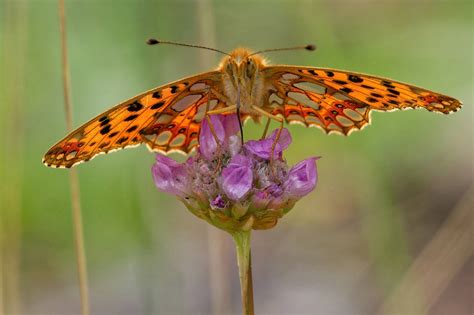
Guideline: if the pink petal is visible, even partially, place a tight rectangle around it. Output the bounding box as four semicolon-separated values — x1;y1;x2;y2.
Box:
199;115;226;160
220;154;253;201
245;128;292;160
284;157;319;197
222;114;241;139
152;154;190;197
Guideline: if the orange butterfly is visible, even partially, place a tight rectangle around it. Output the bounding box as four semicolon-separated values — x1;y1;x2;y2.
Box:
43;39;462;168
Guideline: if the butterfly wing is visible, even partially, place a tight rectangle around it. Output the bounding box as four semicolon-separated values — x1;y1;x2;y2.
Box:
263;66;462;135
43;71;225;168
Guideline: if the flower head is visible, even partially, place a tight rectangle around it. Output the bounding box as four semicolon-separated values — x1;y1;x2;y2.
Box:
152;114;319;232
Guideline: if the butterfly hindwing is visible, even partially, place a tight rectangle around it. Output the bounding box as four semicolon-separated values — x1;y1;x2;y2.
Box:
263;66;462;135
43;71;223;168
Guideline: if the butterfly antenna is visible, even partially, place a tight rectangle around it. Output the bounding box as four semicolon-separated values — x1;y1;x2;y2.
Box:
147;38;230;56
250;44;316;56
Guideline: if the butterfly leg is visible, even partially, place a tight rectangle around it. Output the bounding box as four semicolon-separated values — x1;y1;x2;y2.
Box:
206;105;237;115
261;118;271;139
204;116;221;146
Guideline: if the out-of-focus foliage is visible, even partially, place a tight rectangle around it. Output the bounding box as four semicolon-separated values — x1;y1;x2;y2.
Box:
1;1;472;314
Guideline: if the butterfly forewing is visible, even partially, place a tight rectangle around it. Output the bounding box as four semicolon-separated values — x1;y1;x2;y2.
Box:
43;71;223;168
263;66;462;135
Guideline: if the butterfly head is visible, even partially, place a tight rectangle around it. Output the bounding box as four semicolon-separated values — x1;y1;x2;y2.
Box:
220;48;266;84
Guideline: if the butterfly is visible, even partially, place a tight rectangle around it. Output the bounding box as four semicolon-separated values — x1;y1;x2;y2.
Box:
43;39;462;168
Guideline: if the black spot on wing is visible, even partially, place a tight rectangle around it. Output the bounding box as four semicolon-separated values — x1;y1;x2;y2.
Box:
99;142;109;149
117;137;128;144
124;114;139;121
126;125;138;132
348;75;363;83
100;118;110;126
100;125;111;135
387;88;400;96
370;93;383;98
151;101;165;110
381;80;396;88
128;101;143;112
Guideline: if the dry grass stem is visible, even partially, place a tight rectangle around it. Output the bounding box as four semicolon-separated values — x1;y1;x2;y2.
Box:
58;1;90;314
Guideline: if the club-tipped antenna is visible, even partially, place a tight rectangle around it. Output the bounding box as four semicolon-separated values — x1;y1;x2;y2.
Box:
146;38;230;56
249;44;316;56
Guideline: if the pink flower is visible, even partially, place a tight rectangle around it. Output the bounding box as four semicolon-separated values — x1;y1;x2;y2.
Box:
151;114;320;231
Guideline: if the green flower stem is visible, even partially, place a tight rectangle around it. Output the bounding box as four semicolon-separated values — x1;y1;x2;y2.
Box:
231;230;254;315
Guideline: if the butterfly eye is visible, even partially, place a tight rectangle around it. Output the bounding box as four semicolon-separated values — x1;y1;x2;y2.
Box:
246;59;257;78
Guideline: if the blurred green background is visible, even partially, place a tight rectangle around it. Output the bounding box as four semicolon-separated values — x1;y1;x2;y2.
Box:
1;0;472;314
